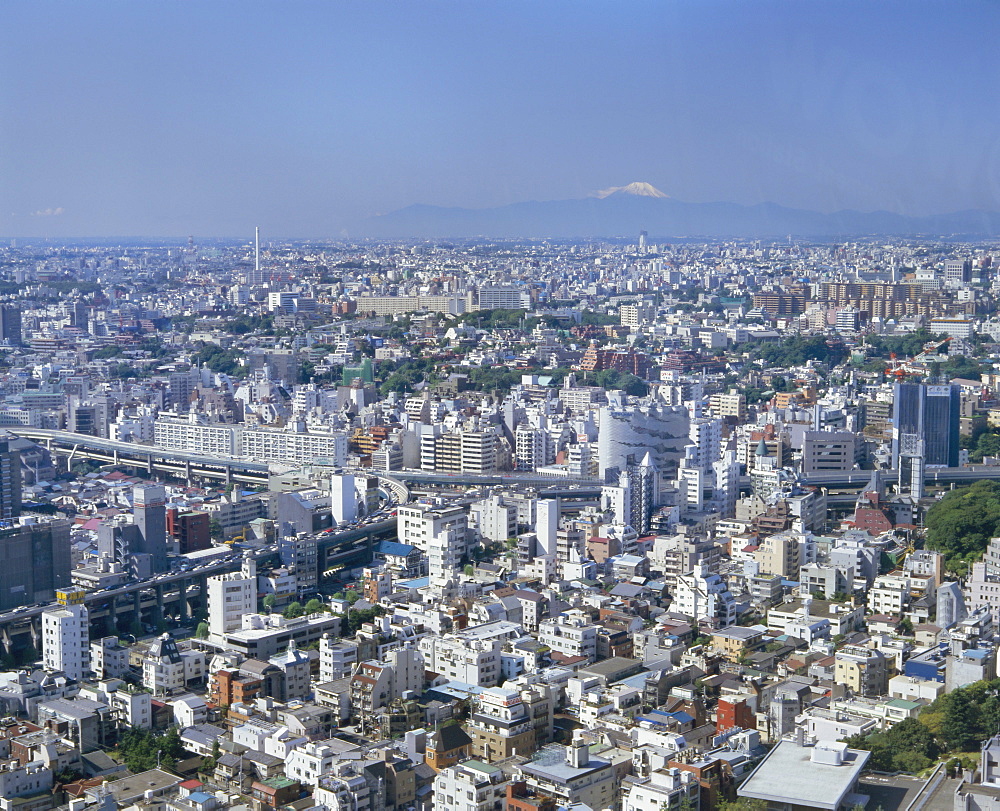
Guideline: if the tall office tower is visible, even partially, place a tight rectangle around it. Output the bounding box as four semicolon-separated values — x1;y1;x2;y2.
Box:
688;416;722;472
0;520;72;610
133;484;168;573
42;590;89;681
330;473;359;525
0;305;21;346
71;300;89;331
944;258;973;285
535;497;560;557
208;554;257;642
892;383;960;498
247;226;267;286
0;440;21;519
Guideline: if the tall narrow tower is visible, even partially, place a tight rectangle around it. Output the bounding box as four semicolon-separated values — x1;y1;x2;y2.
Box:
134;484;168;573
255;226;260;275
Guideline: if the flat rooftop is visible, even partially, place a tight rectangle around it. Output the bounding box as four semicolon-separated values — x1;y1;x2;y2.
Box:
739;739;869;811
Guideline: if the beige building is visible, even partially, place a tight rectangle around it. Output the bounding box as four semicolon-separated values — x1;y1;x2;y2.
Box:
753;533;801;579
468;687;536;763
834;645;888;697
707;391;747;421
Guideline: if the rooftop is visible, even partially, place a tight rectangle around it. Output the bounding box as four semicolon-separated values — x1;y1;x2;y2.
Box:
739;738;869;811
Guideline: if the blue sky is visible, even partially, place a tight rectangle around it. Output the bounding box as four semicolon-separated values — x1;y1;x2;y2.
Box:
2;1;999;237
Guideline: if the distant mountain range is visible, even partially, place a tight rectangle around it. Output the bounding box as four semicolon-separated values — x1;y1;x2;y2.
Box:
355;182;1000;240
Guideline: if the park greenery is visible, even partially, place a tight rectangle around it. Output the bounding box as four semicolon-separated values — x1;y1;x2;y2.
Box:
924;481;1000;574
845;679;1000;774
749;335;841;368
116;726;185;773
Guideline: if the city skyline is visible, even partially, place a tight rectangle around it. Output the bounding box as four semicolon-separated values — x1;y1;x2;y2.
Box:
4;1;1000;237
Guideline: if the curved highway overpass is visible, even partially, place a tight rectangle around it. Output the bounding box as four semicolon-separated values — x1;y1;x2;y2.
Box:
10;427;409;501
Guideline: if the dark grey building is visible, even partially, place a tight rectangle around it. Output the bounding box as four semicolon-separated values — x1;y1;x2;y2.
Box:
0;306;21;346
0;519;71;610
892;382;960;497
133;484;168;574
0;440;21;519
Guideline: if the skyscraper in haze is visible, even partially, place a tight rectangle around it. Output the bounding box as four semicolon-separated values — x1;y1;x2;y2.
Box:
0;306;21;346
133;484;168;573
892;382;960;497
0;439;21;519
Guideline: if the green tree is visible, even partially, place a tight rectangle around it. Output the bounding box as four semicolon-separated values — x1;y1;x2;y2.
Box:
284;601;304;618
194;622;209;639
717;800;767;811
345;588;360;605
305;598;325;614
117;726;185;773
941;688;980;752
262;595;276;612
925;481;1000;573
463;564;475;577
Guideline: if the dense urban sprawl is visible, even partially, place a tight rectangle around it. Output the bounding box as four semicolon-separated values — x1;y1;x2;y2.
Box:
2;235;1000;810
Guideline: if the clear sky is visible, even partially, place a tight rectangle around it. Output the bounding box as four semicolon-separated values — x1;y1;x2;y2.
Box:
3;0;999;238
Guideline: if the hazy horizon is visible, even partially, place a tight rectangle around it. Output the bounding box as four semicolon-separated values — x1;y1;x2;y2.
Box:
4;0;1000;238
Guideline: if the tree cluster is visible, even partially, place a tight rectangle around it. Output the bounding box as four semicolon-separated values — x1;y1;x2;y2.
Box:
846;679;1000;773
925;481;1000;574
117;726;185;773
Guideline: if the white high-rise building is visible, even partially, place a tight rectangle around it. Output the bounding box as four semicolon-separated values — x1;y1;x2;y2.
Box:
676;448;707;512
428;509;470;596
671;563;736;628
330;473;358;525
42;590;89;681
433;760;508;811
602;474;632;527
208;555;257;642
710;450;740;517
688;416;722;472
536;498;560;557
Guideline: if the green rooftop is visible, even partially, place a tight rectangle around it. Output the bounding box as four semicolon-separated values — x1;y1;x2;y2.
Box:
464;760;502;774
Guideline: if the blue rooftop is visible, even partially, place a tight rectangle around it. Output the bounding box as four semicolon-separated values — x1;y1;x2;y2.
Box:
397;576;429;589
377;540;418;557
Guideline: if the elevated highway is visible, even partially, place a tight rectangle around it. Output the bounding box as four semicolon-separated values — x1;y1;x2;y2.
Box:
11;428;409;501
0;519;398;657
13;427;269;484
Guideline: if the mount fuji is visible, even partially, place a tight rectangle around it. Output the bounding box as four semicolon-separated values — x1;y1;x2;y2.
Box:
354;183;1000;240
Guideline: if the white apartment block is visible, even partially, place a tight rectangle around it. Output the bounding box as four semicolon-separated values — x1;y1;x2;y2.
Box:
154;417;240;456
433;760;509;811
470;494;518;543
143;635;206;697
538;611;598;663
241;427;347;465
867;573;911;616
622;767;700;811
398;503;470;552
420;634;502;687
42;595;89;681
319;635;359;682
208;556;258;641
671;564;737;628
286;741;349;787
